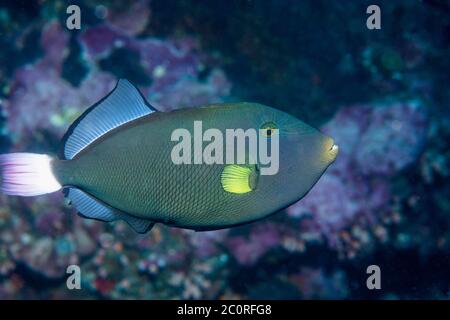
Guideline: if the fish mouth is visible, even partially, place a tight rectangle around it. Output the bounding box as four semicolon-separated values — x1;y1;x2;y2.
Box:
329;143;339;153
329;144;339;159
324;138;339;162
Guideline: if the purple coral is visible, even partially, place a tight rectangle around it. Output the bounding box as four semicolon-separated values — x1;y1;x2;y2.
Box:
5;20;230;148
5;22;117;147
288;101;428;252
80;24;230;110
289;267;349;299
105;0;151;36
226;223;281;266
352;101;427;175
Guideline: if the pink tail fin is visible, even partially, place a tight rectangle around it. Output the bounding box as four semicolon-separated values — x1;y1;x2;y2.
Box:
0;153;61;196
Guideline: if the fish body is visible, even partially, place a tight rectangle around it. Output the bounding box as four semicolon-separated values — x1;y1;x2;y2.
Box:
1;80;338;233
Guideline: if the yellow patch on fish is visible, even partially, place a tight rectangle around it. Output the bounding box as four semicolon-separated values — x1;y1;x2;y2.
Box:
221;164;258;194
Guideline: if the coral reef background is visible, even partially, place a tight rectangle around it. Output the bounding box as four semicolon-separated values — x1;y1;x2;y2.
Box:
0;0;449;299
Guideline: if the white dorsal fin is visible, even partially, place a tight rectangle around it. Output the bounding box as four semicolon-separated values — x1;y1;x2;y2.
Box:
62;79;156;160
67;188;155;234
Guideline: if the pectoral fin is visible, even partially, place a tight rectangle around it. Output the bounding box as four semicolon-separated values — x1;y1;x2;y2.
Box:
221;164;259;194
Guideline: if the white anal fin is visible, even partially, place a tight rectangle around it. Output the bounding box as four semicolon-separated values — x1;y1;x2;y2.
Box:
62;79;157;160
66;188;155;234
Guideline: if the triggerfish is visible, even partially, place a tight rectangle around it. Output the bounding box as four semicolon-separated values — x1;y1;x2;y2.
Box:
0;80;338;233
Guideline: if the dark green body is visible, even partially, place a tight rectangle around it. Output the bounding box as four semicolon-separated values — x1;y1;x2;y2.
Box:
54;103;335;231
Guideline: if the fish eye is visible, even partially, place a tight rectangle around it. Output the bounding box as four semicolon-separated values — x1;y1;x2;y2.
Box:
260;121;278;138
